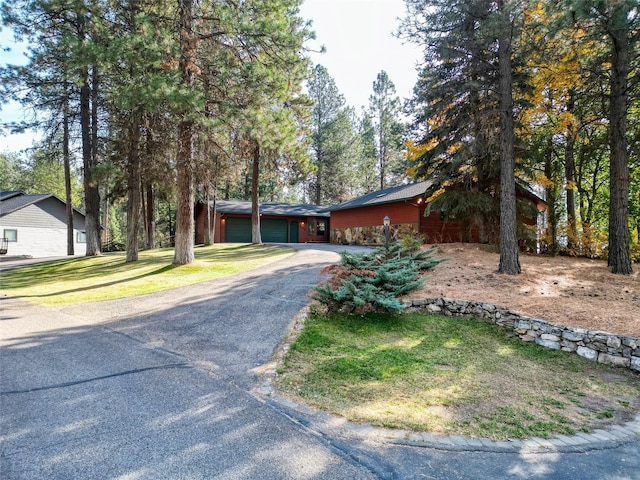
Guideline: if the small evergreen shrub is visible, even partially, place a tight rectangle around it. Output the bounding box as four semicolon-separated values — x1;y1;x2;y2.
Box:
313;242;445;314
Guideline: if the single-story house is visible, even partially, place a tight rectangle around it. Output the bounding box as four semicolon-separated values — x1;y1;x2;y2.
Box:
0;191;87;257
195;199;330;244
326;181;547;246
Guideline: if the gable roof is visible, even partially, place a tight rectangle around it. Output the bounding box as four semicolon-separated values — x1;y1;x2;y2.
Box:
0;191;85;218
0;191;24;201
213;199;330;218
327;180;434;212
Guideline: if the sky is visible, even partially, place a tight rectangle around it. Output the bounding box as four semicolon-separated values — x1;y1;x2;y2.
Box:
0;0;423;154
0;27;34;154
299;0;422;111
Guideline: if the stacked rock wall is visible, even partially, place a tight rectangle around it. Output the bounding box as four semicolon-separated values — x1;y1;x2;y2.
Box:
331;223;418;246
403;297;640;373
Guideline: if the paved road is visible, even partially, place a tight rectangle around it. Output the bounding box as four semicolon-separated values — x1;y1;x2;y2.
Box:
1;244;638;479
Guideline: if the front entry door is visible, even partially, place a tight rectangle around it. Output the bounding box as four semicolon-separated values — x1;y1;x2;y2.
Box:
290;221;299;243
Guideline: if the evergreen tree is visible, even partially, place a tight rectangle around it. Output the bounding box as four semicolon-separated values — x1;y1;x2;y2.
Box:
555;0;637;273
2;0;104;256
401;0;504;243
173;0;198;264
368;70;405;190
401;0;531;271
354;110;378;195
496;0;521;274
307;64;354;204
100;0;177;262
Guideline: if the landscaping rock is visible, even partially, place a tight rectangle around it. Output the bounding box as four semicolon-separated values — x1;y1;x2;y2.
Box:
536;338;560;350
577;346;598;362
598;353;630;368
405;297;638;372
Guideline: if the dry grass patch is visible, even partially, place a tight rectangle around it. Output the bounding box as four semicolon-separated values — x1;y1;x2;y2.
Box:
276;312;640;440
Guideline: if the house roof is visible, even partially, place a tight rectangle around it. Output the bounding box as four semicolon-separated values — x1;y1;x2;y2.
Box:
516;184;547;208
326;180;434;212
0;191;85;218
0;191;23;201
213;199;330;218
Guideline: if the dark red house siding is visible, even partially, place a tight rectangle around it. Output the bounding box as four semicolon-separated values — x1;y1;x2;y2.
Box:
329;186;546;246
331;201;420;229
418;205;481;243
330;199;479;244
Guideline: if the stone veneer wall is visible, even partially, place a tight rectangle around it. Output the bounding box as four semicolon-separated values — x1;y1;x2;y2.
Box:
403;297;640;373
331;223;418;245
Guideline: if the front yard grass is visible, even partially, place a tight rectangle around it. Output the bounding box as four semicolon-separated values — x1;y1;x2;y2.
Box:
276;312;640;441
0;244;293;306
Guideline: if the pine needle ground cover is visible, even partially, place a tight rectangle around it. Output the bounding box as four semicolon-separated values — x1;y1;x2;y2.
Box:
0;244;292;306
276;312;640;441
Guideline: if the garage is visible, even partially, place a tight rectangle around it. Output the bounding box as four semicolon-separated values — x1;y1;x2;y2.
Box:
224;217;289;243
260;218;289;243
224;217;252;242
195;200;330;244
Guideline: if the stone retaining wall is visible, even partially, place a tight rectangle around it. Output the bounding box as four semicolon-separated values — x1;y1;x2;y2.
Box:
403;297;640;373
331;223;418;245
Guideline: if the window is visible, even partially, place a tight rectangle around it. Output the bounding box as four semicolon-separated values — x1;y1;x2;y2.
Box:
77;231;86;243
3;229;17;242
307;219;326;236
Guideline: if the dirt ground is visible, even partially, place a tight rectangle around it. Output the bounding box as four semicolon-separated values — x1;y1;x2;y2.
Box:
407;243;640;338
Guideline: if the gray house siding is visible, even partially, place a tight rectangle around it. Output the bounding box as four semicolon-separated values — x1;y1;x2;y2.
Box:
0;194;87;257
2;199;86;230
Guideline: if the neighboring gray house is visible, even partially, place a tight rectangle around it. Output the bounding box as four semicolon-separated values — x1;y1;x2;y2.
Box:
0;191;87;258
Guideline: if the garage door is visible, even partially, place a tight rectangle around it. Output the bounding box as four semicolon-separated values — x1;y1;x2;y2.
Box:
224;217;252;242
261;218;288;243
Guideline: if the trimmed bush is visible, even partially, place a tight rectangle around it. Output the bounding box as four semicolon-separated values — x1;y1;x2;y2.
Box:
314;241;444;314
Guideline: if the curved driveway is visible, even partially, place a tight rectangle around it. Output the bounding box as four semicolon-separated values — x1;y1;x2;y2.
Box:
1;244;638;479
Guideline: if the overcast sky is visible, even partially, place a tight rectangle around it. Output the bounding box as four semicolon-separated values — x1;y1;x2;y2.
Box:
0;0;423;153
299;0;422;111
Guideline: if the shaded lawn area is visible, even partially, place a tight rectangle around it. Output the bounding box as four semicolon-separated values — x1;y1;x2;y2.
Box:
0;244;293;306
276;312;640;441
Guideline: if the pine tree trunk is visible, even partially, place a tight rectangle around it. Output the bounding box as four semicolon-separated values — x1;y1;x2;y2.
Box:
497;6;520;275
126;118;141;263
545;151;558;255
378;115;385;191
63;91;74;256
607;7;632;274
565;91;577;249
78;12;101;256
251;142;262;244
315;160;322;205
145;183;156;249
173;0;196;265
141;180;147;247
80;74;101;255
174;119;195;263
211;195;217;244
203;178;212;246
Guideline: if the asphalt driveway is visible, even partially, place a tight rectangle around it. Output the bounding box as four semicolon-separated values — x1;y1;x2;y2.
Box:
1;244;638;479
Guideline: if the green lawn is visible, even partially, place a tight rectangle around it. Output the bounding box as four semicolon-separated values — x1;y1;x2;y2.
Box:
0;244;293;306
276;312;640;440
